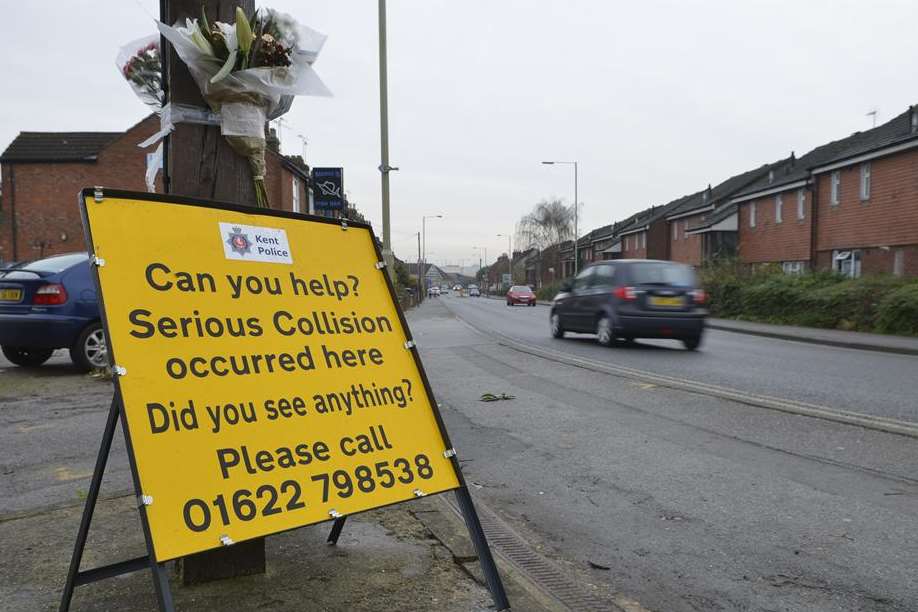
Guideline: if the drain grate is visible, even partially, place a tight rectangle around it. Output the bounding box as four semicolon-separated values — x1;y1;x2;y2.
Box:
445;494;621;612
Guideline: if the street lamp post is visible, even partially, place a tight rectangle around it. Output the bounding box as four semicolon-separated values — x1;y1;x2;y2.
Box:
422;215;443;290
472;246;487;289
541;160;579;275
497;233;512;291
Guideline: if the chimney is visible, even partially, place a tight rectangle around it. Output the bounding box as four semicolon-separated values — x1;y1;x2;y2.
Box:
266;127;281;152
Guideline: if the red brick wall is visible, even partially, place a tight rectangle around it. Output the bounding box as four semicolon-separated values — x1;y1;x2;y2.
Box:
669;213;705;266
738;187;812;264
0;115;161;261
620;231;647;259
815;147;918;253
815;245;918;277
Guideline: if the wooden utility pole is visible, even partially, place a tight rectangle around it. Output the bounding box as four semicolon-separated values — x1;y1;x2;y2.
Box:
161;0;265;583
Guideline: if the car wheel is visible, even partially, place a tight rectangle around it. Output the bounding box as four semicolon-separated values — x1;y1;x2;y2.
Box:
70;322;108;372
550;313;565;338
506;301;512;306
596;316;615;347
1;345;54;368
682;335;702;351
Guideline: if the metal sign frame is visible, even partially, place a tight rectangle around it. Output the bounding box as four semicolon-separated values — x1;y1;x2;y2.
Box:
59;187;509;611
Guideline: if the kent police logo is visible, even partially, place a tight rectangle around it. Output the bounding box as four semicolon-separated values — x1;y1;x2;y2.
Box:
226;227;251;256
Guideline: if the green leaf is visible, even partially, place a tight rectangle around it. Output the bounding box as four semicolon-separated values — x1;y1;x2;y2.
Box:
210;48;237;83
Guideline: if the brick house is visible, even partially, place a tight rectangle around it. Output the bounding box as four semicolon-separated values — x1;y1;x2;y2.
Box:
731;105;918;276
668;163;772;266
810;106;918;277
617;203;679;260
0;115;310;263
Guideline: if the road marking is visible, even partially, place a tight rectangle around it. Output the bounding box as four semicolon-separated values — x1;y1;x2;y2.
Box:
447;305;918;439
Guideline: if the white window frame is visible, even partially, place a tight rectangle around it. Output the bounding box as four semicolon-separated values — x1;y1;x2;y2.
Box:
683;220;688;237
860;162;871;201
782;261;805;275
641;232;647;249
749;201;756;228
775;194;783;224
673;223;679;241
797;189;805;220
292;176;301;213
830;171;841;206
833;249;862;278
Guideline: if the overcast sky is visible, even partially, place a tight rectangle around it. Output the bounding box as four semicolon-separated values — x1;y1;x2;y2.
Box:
2;1;917;267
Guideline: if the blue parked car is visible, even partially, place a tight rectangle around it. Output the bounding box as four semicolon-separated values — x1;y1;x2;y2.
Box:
0;253;107;371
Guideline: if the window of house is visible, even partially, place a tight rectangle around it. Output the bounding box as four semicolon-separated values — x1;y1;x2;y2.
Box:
683;220;688;237
749;201;756;228
833;249;862;278
640;232;646;249
673;223;678;241
292;176;301;213
775;194;783;223
860;163;871;201
830;171;841;205
782;261;805;275
797;189;806;220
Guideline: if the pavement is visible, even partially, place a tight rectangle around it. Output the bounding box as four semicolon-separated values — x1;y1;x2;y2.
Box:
706;317;918;356
424;294;918;611
0;349;556;611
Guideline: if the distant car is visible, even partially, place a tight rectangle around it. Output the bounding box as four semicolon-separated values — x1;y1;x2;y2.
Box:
550;259;706;350
0;253;107;371
453;284;462;291
428;286;441;297
440;285;450;295
506;285;536;306
468;285;481;297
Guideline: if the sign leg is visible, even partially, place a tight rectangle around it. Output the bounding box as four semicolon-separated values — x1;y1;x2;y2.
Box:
150;560;175;611
453;487;510;611
326;516;347;545
59;398;121;612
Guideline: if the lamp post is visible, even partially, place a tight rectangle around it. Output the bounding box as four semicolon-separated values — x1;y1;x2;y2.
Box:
497;233;512;291
422;215;442;290
378;0;399;277
541;160;579;275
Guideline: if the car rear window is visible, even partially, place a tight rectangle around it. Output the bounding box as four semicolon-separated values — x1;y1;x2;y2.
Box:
21;253;88;274
628;262;696;286
510;285;533;293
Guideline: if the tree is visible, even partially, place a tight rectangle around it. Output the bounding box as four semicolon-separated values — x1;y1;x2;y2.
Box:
515;199;575;251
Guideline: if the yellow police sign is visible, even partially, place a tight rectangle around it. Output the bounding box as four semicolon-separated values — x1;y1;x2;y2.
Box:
82;190;460;561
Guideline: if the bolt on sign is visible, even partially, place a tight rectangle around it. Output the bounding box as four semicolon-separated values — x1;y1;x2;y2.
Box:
60;189;508;612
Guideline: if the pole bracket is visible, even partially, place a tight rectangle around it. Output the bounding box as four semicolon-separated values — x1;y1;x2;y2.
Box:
93;186;104;203
375;261;387;270
443;448;457;458
113;365;127;377
91;255;106;268
137;494;153;507
378;164;400;173
329;509;343;519
404;340;415;349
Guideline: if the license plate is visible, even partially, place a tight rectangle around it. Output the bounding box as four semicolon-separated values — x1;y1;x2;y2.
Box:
0;288;22;302
649;295;682;307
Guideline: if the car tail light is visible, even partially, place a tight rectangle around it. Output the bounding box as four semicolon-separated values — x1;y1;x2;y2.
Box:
613;286;637;301
33;283;68;305
691;289;707;304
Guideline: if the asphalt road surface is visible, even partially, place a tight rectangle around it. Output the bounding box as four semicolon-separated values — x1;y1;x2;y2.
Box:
415;294;918;611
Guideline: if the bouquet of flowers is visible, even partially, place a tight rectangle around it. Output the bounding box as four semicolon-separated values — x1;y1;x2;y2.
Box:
159;6;330;207
117;35;165;112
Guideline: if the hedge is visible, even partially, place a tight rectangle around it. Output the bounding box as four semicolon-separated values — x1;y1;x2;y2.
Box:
700;262;918;336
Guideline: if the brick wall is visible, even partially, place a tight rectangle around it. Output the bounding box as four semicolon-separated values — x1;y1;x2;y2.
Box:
0;115;161;261
620;231;647;259
669;213;705;266
815;147;918;253
738;187;812;264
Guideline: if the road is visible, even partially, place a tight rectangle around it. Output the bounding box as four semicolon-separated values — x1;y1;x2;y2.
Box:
414;294;918;611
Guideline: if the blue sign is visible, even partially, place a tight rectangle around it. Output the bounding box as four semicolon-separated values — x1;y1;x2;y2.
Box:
312;167;344;210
